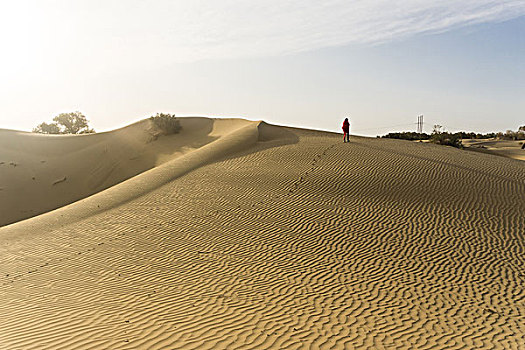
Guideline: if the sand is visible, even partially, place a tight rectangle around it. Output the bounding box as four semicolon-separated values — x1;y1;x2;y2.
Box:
462;139;525;162
0;118;524;349
0;118;255;227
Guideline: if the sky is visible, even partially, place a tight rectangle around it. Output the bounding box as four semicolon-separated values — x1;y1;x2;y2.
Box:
0;0;524;136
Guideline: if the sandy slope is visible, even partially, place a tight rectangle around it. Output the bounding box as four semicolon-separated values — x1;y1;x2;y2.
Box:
463;139;525;162
0;118;254;227
0;119;524;349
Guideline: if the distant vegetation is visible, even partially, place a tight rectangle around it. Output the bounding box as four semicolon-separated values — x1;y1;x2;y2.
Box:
33;112;95;134
150;113;182;135
381;132;430;141
382;125;525;149
428;125;462;148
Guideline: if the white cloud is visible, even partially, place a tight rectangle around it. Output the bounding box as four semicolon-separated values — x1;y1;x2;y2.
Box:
105;0;525;62
2;0;525;71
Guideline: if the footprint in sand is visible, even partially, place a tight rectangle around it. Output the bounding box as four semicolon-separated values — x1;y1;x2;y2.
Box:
52;176;67;185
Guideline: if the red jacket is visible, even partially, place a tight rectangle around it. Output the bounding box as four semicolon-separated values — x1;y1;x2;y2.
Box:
342;120;350;132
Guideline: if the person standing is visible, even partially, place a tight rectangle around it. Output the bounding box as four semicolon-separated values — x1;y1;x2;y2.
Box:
342;118;350;142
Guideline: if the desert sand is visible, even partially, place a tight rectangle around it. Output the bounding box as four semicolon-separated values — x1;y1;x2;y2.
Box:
462;139;525;162
0;118;524;349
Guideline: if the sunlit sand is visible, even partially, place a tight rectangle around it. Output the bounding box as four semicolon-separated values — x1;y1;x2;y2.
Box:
463;138;525;162
1;118;524;349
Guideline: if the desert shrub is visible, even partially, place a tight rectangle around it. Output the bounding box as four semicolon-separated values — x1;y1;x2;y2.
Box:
33;111;95;134
431;133;462;148
455;131;497;139
150;113;182;135
33;122;61;134
430;126;462;149
382;132;430;141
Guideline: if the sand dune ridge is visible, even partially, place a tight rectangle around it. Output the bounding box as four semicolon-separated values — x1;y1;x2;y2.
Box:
0;118;291;229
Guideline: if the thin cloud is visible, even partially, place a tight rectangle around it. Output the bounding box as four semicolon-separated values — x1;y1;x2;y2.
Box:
3;0;525;70
114;0;525;63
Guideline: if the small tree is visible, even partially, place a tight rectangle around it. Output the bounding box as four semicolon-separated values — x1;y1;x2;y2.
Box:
33;111;95;134
53;112;94;134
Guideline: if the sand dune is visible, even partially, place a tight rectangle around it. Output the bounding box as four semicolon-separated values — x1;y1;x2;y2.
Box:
463;139;525;162
0;118;524;349
0;117;257;227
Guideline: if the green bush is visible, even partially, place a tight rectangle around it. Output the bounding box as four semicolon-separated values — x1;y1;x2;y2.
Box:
430;132;462;149
150;113;182;135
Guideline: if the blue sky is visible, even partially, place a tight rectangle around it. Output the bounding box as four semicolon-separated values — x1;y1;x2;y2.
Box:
0;1;523;135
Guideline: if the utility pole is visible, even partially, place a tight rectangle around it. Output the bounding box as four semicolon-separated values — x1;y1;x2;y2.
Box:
417;115;423;134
